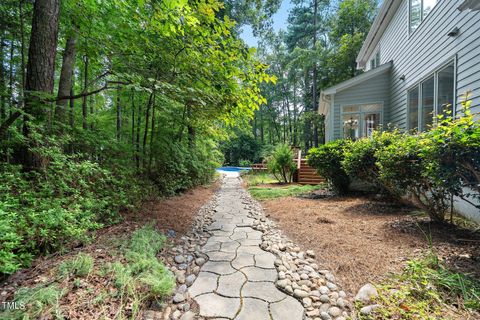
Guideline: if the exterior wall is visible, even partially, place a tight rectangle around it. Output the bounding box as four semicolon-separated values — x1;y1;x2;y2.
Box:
376;0;480;128
332;71;391;139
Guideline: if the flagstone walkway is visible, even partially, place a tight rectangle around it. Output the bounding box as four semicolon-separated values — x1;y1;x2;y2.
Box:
188;176;304;320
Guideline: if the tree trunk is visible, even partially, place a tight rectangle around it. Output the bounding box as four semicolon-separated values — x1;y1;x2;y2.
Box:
21;0;60;169
55;31;77;125
142;92;154;167
131;90;135;147
69;80;75;129
304;70;311;151
293;78;298;146
148;97;156;170
0;32;6;122
81;55;88;130
116;87;121;140
260;104;264;144
187;104;195;148
19;0;26;106
312;0;319;148
135;94;141;168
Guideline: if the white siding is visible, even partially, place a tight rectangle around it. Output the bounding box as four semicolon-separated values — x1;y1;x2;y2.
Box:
377;0;480;129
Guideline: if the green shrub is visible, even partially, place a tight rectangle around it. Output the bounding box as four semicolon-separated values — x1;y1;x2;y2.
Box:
342;130;399;193
307;140;351;194
266;144;297;183
239;159;253;167
375;133;450;221
0;149;155;274
419;95;480;211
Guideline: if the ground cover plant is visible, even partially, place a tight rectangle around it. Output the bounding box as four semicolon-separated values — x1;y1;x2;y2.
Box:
0;225;175;320
357;253;480;319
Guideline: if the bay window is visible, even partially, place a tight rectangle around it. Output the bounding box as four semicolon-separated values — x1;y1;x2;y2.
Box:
342;104;382;140
408;61;455;131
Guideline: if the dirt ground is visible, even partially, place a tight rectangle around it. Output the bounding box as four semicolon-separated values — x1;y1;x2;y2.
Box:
261;192;480;295
0;181;219;319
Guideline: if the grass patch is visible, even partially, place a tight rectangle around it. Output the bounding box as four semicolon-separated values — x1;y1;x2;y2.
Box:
2;284;65;320
248;184;323;200
103;225;175;318
1;225;174;320
243;171;278;186
358;254;480;319
58;253;94;277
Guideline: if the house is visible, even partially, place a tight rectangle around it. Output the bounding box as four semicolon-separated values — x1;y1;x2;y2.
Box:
319;0;480;223
320;0;480;142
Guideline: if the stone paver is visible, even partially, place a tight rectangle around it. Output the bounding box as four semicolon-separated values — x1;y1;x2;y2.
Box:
188;272;218;297
216;271;247;297
195;293;241;318
270;296;305;320
235;298;270;320
189;176;304;319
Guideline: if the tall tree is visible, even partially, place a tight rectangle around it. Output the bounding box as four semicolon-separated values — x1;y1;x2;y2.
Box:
55;30;77;125
21;0;60;168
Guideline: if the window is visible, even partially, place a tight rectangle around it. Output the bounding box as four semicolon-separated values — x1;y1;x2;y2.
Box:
408;87;419;129
410;0;438;33
421;76;434;130
370;51;381;70
408;61;455;131
437;63;455;117
342;104;382;140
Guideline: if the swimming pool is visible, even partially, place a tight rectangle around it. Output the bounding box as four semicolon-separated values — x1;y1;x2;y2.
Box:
216;166;251;177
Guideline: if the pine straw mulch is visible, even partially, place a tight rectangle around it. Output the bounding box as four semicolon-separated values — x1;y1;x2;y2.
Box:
260;192;480;295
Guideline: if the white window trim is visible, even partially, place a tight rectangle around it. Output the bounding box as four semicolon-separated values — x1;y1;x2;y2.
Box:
341;102;384;139
407;57;457;131
408;0;440;36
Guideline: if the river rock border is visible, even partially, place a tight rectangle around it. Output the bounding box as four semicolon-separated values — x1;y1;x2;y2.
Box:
144;182;222;320
145;175;351;320
241;184;352;320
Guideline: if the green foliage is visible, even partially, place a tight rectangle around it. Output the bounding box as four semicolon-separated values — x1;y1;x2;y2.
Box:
266;144;297;183
3;284;65;320
307;140;351;194
248;184;323;200
221;131;262;166
342;130;400;193
104;225;174;318
375;132;450;221
0;141;156;274
1;0;273;276
419;95;480;210
361;255;480;319
238;159;253;167
243;171;278;186
58;253;94;277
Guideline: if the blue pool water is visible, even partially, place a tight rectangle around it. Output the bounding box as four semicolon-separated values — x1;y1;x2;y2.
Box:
216;166;252;172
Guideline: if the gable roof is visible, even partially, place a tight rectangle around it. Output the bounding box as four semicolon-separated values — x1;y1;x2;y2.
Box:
356;0;402;69
322;61;392;95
